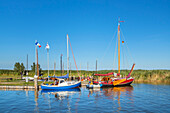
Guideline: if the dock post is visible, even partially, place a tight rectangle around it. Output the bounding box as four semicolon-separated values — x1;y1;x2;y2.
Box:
34;75;38;90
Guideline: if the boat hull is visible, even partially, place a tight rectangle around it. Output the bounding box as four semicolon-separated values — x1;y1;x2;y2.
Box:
41;88;81;94
86;84;103;89
41;81;81;90
93;78;134;87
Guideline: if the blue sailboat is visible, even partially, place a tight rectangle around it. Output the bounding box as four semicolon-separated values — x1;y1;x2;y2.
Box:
41;78;81;90
41;35;81;90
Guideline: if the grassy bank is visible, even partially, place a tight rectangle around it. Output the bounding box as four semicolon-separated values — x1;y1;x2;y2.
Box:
0;69;170;86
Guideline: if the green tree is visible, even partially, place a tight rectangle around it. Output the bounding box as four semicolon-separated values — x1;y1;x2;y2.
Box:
31;62;42;75
14;62;21;75
21;63;25;73
14;62;25;75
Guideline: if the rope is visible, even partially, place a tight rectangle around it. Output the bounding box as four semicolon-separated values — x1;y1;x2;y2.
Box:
68;37;79;75
121;42;125;70
113;34;118;71
100;30;117;69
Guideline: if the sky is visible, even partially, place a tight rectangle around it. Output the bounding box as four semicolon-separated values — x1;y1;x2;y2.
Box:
0;0;170;70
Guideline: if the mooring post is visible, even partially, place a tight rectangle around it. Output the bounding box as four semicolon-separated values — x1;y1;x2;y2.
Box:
34;75;38;90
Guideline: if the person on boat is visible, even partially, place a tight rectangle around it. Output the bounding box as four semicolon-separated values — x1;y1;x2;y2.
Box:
54;80;58;85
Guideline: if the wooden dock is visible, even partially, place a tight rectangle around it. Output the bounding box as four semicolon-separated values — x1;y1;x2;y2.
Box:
0;86;40;89
0;83;87;90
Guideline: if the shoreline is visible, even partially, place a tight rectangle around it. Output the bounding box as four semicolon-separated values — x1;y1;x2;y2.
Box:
0;81;170;90
134;80;170;84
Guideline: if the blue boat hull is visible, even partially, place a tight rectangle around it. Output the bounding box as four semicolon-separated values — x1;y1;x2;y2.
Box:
41;88;81;94
41;81;81;90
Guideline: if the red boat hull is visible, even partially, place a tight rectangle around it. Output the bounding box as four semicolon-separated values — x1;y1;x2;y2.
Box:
93;78;134;87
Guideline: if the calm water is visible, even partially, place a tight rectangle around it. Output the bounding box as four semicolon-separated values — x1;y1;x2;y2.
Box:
0;84;170;113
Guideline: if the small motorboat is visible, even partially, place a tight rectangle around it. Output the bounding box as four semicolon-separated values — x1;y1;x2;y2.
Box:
86;84;103;88
41;78;81;90
22;77;34;81
86;79;102;89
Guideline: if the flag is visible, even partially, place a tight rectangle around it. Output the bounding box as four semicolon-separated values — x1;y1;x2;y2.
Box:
35;42;41;48
45;43;50;49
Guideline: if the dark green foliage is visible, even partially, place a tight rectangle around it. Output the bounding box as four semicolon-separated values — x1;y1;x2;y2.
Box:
14;62;25;75
31;62;42;74
31;62;41;71
21;63;25;73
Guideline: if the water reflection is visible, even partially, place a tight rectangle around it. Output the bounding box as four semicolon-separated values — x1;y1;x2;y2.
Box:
40;88;81;113
1;84;170;112
87;86;134;112
88;86;133;98
41;88;81;100
35;86;133;112
34;89;39;112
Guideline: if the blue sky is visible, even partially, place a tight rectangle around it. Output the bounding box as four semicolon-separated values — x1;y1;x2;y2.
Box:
0;0;170;70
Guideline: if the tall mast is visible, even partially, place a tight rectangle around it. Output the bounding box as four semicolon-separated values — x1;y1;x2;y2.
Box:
36;46;39;77
54;61;56;76
80;62;81;74
67;34;69;74
118;18;124;74
87;62;89;71
26;54;28;75
70;62;71;76
47;42;49;78
60;54;63;76
63;62;64;73
118;19;120;74
35;40;37;75
96;59;97;73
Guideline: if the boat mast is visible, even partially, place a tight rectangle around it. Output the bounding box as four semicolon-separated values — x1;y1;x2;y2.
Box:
118;18;124;74
63;62;64;73
36;45;39;77
27;54;28;75
67;34;69;74
118;19;120;74
96;59;97;73
35;40;37;76
54;61;56;76
47;42;49;79
60;54;63;76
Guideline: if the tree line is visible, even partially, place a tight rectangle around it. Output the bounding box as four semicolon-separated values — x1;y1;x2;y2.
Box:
13;62;42;75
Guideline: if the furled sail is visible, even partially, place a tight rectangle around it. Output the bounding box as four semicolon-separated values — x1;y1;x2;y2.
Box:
94;72;114;76
55;73;69;79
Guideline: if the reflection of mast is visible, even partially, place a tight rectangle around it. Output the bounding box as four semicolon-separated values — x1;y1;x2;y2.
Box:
34;89;39;112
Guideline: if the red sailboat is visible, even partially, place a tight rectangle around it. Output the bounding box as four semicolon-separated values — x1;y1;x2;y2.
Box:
93;19;135;87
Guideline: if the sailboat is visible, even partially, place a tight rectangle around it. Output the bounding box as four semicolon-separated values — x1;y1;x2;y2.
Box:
93;19;135;87
41;34;81;90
